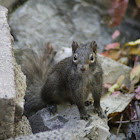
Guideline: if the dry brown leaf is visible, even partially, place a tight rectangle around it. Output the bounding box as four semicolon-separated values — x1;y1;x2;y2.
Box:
123;39;140;47
112;30;120;39
135;0;140;8
116;75;125;87
121;39;140;56
108;0;129;27
107;75;125;95
135;86;140;100
101;93;133;117
101;50;120;60
130;64;140;81
105;42;120;50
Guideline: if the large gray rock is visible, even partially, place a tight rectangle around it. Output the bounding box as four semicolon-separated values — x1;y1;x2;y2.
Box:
98;54;131;84
0;5;29;139
86;0;111;9
9;0;140;54
12;105;110;140
11;129;77;140
8;0;111;52
0;0;27;12
0;0;18;12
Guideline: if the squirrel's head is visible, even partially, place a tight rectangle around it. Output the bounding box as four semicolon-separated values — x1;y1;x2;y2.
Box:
72;40;97;73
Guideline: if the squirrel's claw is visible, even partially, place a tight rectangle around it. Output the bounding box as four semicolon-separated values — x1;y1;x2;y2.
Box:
81;113;91;120
47;104;57;115
93;107;106;118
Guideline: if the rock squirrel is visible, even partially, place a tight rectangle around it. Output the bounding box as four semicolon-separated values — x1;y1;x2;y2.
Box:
23;41;105;120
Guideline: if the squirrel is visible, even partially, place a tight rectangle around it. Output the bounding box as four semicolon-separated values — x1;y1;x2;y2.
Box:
23;41;105;120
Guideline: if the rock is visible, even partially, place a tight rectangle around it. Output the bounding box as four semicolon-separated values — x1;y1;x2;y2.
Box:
55;47;131;85
13;116;32;137
0;6;16;139
13;105;110;140
0;0;27;12
8;0;110;52
125;122;140;140
10;129;77;140
0;5;26;139
9;0;140;54
14;61;26;122
85;0;111;9
28;111;49;134
110;133;126;140
0;0;18;12
98;54;131;85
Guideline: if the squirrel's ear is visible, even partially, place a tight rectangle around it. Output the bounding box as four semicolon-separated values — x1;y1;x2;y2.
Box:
72;41;78;53
90;41;97;54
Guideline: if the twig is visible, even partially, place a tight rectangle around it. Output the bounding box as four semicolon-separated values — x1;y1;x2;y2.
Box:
115;119;139;123
135;101;140;120
116;114;123;140
134;56;139;68
126;92;138;101
108;117;114;121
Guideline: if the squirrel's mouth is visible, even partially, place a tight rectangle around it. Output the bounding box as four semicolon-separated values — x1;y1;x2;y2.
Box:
80;70;88;74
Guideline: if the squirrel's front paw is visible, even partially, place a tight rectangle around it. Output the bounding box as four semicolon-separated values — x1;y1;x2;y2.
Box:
80;113;90;120
47;104;57;115
93;107;106;118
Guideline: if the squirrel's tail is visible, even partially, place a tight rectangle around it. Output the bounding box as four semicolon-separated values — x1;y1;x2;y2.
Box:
21;43;55;117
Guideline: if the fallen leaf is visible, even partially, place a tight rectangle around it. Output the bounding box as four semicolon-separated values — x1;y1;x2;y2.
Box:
130;64;140;81
135;0;140;8
112;91;121;96
121;39;140;56
108;84;120;94
116;75;125;87
129;65;140;93
105;42;120;50
101;50;120;60
120;84;129;93
129;78;140;93
123;38;140;47
129;47;140;56
135;93;140;100
108;0;129;27
112;30;120;39
135;86;140;93
104;83;112;89
128;104;138;120
100;51;109;57
118;57;128;65
135;86;140;100
107;75;125;95
101;93;134;117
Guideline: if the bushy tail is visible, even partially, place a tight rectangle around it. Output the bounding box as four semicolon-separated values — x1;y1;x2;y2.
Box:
21;43;55;117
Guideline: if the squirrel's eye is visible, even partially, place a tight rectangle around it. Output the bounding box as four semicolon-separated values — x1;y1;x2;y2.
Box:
73;54;78;63
89;54;94;63
74;55;77;60
90;55;93;61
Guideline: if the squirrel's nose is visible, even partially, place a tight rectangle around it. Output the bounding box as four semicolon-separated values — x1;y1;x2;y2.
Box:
80;67;86;72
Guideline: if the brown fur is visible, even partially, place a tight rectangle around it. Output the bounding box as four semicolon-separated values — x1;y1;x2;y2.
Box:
23;41;105;120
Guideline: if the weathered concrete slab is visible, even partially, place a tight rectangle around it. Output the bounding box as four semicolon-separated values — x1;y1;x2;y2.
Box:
14;61;26;122
13;116;32;137
0;5;27;139
0;6;16;139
